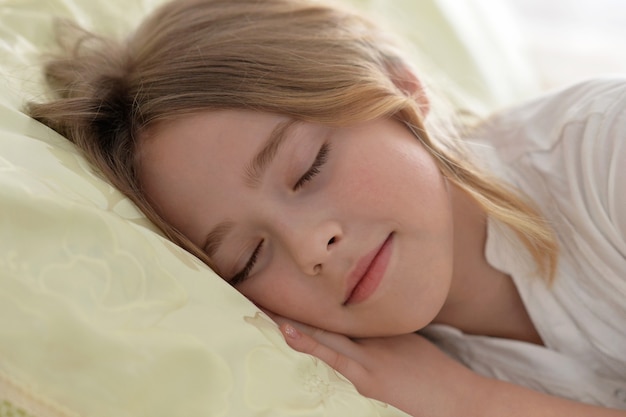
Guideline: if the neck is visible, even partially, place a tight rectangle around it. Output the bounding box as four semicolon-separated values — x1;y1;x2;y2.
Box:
433;184;543;345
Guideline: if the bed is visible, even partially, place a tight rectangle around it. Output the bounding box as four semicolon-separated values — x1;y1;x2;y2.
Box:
0;1;536;416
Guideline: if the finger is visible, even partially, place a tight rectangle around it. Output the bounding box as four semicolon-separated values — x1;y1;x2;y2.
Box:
272;316;366;362
280;323;368;382
269;313;314;332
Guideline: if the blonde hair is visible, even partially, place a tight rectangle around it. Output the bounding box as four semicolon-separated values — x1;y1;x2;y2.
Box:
28;0;558;281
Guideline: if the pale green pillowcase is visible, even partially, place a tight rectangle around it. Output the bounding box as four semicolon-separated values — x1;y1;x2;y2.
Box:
0;1;405;416
0;1;534;416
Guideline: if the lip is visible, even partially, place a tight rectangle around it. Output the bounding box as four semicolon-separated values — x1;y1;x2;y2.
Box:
343;233;393;305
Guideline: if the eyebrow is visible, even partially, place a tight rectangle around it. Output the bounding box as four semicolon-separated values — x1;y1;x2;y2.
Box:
202;220;235;258
244;118;299;188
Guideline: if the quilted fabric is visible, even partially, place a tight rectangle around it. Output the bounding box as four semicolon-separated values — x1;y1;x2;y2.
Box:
0;0;532;415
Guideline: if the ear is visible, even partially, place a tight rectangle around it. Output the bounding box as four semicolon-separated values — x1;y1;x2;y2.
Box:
386;61;430;117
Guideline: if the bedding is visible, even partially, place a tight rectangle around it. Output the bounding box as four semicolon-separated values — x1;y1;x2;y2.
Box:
0;0;534;416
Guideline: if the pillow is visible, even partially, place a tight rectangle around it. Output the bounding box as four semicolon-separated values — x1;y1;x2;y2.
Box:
0;2;403;417
0;1;534;416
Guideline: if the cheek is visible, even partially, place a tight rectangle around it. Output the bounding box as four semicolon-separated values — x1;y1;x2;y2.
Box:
341;146;446;215
238;266;312;318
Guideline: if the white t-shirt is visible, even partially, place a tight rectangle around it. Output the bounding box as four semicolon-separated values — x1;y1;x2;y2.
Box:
423;78;626;409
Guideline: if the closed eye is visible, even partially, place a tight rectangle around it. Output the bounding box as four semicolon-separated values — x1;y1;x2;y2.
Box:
229;240;264;286
293;143;330;190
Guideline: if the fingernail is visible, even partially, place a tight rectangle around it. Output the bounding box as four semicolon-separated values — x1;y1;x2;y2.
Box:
283;324;300;339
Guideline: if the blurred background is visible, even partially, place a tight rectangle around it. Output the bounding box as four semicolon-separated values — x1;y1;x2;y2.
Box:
503;0;626;90
347;0;626;113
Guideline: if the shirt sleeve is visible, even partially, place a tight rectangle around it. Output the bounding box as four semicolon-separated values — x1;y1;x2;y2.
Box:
476;76;626;259
561;77;626;258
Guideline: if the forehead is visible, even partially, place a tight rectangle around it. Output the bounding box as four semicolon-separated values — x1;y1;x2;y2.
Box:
138;110;291;178
142;110;285;153
136;110;287;241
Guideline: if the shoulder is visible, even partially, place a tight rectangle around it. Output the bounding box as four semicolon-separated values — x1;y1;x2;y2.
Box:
473;76;626;160
474;76;626;258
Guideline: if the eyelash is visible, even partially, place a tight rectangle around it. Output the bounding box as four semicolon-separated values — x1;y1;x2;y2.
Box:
293;142;330;190
229;142;330;286
229;240;264;286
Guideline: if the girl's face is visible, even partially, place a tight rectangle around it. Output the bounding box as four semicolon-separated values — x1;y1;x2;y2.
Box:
139;110;455;337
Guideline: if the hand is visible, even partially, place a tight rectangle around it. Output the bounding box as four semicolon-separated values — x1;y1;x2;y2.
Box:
268;314;626;417
268;314;480;417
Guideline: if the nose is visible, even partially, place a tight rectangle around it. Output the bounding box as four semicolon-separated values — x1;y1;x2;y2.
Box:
277;216;342;276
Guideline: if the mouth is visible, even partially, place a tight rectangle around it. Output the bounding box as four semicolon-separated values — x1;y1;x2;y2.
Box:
343;233;394;305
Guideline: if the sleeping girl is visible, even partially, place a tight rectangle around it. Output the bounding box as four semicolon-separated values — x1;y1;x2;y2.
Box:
27;0;626;415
